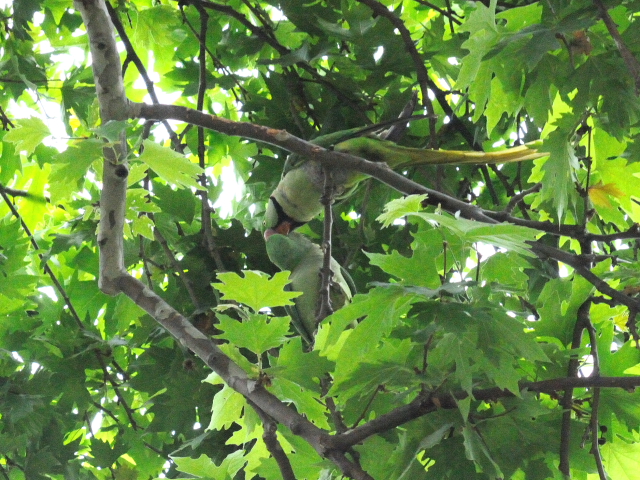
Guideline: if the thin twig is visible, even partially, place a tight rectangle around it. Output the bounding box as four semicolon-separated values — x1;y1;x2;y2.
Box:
356;0;440;144
351;386;384;429
94;350;140;430
582;301;606;479
105;1;179;145
413;0;462;26
321;376;349;433
504;183;542;214
589;388;607;480
249;401;296;480
0;190;84;329
154;227;203;308
317;168;336;321
559;299;590;476
593;0;640;95
192;4;227;274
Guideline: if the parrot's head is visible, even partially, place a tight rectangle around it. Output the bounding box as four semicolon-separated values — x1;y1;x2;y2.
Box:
263;196;304;240
265;232;313;271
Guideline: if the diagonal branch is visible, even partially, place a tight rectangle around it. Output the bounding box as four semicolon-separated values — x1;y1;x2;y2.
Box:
105;1;179;145
133;102;640;313
248;401;297;480
328;375;640;451
77;6;371;477
355;0;440;144
593;0;640;95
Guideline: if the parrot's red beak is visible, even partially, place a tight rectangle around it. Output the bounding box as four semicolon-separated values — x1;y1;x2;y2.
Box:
264;221;292;240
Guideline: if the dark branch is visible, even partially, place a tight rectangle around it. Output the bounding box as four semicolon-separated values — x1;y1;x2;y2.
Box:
593;0;640;95
329;375;640;450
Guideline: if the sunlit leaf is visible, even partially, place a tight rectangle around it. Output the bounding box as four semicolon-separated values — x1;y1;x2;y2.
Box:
138;140;205;190
4;117;51;155
214;271;301;312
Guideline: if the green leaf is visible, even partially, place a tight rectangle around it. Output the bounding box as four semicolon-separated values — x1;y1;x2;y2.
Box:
269;377;330;429
267;337;333;390
462;425;503;478
323;287;417;389
207;384;246;431
530;114;581;220
170;451;246;479
4;117;51;155
49;139;103;201
90;438;128;468
600;439;640;480
138;140;205;190
214;270;300;312
366;228;442;288
377;196;540;256
331;340;415;403
376;194;427;227
216;313;290;355
480;251;530;291
130;214;155;239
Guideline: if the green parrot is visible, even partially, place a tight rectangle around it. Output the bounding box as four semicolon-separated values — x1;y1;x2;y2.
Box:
265;232;355;344
264;133;546;237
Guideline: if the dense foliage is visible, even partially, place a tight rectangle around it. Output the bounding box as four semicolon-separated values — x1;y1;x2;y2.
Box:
1;0;640;478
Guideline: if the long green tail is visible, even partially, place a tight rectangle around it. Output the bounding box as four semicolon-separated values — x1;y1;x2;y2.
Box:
334;137;547;167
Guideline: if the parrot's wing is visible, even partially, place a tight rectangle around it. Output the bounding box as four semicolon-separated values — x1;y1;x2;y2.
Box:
326;261;354;313
283;283;314;346
339;264;356;299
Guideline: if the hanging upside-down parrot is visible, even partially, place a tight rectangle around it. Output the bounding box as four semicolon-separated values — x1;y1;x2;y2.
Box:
263;131;546;238
265;232;355;345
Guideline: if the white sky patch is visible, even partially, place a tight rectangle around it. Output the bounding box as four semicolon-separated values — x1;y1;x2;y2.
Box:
33;10;45;27
39;286;59;301
475;241;497;259
268;7;287;21
558;263;571;277
374;46;384;62
472;181;484;198
212;164;243;218
90;411;104;435
11;351;24;363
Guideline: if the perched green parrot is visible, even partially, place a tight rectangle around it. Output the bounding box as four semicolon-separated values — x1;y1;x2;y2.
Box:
265;232;355;344
264;133;546;237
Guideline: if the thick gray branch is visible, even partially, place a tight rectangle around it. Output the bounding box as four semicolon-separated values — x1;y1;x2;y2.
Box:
75;0;130;294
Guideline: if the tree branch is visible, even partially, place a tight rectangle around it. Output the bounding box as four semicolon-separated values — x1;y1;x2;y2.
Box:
105;1;179;144
356;0;439;143
329;375;640;451
318;168;336;322
75;0;130;295
116;274;330;449
593;0;640;95
559;299;590;476
249;401;297;480
133;102;640;313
